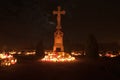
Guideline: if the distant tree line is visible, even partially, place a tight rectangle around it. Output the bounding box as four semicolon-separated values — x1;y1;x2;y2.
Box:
35;40;44;59
86;34;99;58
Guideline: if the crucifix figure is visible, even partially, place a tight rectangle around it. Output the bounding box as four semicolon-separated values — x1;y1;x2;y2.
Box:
53;6;65;29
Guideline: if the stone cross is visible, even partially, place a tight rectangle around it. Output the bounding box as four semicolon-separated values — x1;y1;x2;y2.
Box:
53;6;65;29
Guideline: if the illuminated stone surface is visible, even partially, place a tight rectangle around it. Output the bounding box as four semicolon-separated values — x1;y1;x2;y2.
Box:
41;6;75;62
53;6;65;52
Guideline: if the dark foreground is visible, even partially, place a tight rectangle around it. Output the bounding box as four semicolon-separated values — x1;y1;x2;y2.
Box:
0;58;120;80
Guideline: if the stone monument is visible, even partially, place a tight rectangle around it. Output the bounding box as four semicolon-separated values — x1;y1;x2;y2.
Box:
53;6;65;52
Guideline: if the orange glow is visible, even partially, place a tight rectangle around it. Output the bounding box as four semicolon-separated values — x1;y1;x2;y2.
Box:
0;53;17;66
105;53;117;58
41;52;75;62
0;54;13;59
25;51;36;55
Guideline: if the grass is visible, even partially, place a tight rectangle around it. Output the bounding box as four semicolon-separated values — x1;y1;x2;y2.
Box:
0;57;120;80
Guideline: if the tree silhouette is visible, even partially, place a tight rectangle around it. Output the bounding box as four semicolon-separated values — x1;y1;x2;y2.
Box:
35;40;44;58
86;34;99;58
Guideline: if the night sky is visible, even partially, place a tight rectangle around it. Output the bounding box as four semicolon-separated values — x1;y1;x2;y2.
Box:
0;0;120;49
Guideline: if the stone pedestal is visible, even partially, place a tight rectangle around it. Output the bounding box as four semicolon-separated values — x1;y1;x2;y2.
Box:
53;30;64;52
